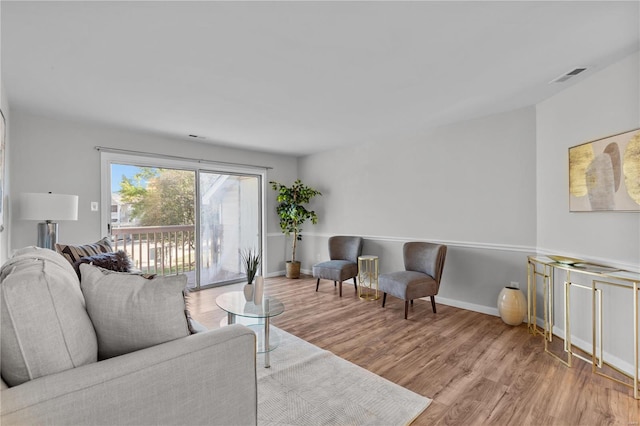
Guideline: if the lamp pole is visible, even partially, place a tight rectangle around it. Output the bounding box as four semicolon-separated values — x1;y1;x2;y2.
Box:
37;220;58;249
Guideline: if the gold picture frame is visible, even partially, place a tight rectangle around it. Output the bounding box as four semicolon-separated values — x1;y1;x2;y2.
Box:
569;128;640;212
0;109;5;232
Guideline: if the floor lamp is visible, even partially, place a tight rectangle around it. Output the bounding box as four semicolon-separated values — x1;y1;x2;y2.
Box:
20;192;79;249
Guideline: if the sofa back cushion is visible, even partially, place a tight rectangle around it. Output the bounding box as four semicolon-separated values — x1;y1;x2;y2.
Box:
0;247;98;387
80;264;191;359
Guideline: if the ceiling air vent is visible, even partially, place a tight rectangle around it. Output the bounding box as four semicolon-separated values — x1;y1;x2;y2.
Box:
549;68;587;84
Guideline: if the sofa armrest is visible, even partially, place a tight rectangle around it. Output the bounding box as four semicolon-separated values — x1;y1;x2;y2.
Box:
1;324;257;426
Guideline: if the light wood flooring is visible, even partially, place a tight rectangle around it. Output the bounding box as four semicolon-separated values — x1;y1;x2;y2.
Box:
188;275;640;425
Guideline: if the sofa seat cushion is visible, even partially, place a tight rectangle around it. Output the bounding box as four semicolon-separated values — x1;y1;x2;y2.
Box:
0;247;98;387
80;264;191;359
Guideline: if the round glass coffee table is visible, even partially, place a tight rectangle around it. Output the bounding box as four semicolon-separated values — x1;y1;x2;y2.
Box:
215;291;285;368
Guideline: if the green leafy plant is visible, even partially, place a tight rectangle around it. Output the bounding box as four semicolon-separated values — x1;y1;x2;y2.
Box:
270;179;322;263
240;248;261;284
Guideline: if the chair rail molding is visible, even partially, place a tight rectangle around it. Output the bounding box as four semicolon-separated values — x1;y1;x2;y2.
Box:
303;233;638;272
303;232;535;253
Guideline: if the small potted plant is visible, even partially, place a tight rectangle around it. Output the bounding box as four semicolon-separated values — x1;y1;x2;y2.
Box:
270;179;322;279
240;248;261;301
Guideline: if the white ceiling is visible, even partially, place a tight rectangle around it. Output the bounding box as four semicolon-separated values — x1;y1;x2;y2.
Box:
2;1;639;156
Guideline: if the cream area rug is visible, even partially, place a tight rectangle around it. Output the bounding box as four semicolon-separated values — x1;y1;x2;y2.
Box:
257;327;431;426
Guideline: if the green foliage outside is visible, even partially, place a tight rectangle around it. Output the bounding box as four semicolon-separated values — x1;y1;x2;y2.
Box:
118;168;196;273
119;168;195;226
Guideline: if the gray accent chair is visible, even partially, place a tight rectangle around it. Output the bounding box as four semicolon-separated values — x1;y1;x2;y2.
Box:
379;242;447;319
312;236;364;297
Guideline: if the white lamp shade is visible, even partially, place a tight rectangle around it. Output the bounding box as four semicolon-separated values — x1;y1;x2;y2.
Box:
20;193;79;221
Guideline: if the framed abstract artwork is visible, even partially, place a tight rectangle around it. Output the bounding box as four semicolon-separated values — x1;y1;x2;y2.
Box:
569;128;640;212
0;109;4;231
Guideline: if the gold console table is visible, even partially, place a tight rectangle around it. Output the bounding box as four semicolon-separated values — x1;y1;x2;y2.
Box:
527;255;640;399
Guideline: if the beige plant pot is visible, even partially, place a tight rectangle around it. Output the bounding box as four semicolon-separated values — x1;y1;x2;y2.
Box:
285;261;301;279
497;286;526;326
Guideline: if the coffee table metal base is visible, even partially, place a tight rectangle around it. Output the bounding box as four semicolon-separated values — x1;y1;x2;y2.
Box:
226;313;277;368
216;291;285;369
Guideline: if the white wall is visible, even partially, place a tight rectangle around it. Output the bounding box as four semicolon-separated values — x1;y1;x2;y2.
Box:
535;51;640;375
8;109;298;274
536;52;640;269
297;106;538;313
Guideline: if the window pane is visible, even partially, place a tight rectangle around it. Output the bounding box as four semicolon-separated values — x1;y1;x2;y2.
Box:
199;172;260;286
110;164;196;286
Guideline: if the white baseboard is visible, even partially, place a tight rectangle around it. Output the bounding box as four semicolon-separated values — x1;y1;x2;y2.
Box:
433;296;500;317
279;273;504;318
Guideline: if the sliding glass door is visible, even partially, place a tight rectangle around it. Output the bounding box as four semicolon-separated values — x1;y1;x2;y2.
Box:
104;153;263;290
199;172;261;287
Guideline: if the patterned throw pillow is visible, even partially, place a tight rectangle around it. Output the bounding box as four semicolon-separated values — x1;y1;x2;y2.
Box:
56;237;113;266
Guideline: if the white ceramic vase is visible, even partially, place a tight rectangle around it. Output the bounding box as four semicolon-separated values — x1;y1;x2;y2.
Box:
243;283;254;301
253;276;264;305
497;286;526;326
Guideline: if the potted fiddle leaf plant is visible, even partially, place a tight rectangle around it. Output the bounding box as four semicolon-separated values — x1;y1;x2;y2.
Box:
270;179;322;279
240;248;261;301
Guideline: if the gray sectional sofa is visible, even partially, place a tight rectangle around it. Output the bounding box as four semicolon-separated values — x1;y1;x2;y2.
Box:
0;247;257;425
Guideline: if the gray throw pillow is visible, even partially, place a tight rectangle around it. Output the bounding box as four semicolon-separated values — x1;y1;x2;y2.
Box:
79;264;191;360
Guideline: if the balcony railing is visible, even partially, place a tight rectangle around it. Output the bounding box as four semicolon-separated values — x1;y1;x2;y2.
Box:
111;225;196;276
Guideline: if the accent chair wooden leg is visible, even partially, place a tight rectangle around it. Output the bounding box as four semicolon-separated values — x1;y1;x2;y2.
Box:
334;281;337;287
316;278;320;292
431;296;437;313
410;299;413;306
382;293;387;307
353;277;358;292
404;301;409;319
339;281;343;297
